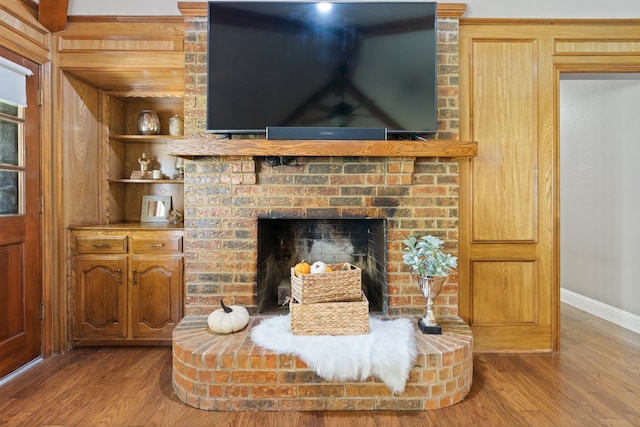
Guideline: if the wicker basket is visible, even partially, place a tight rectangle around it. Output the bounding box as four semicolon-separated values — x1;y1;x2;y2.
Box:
290;263;362;304
289;291;370;336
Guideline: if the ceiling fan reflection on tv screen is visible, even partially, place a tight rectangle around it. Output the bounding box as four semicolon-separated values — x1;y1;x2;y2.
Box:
206;1;438;140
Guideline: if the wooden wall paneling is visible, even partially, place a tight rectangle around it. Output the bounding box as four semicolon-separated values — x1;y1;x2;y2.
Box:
61;73;102;227
55;19;184;92
60;18;184;39
124;184;145;223
469;39;538;242
554;39;640;54
459;26;555;352
56;52;183;74
106;95;126;223
471;260;538;325
58;38;182;52
0;0;50;63
107;183;126;224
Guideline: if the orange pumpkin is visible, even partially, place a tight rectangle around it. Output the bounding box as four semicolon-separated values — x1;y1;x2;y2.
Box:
294;261;311;276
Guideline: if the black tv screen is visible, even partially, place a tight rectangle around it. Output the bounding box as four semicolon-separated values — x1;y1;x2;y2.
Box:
207;1;438;137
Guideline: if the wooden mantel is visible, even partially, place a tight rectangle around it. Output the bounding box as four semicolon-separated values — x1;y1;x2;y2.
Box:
167;137;478;158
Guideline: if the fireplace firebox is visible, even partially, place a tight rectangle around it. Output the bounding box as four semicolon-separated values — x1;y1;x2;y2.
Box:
256;218;387;314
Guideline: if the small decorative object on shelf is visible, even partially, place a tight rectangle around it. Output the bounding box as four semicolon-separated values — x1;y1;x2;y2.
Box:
137;110;160;135
173;156;185;179
140;195;172;223
132;152;151;179
138;152;150;172
402;234;458;334
168;209;183;224
169;114;184;136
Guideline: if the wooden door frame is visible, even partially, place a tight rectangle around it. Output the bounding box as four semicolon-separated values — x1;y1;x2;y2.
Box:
40;61;55;357
0;0;55;364
0;47;51;374
0;55;54;360
552;61;640;352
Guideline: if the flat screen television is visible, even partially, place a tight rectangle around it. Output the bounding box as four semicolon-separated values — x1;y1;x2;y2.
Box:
206;1;438;139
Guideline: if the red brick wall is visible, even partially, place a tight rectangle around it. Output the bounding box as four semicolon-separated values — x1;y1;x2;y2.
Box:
182;16;461;318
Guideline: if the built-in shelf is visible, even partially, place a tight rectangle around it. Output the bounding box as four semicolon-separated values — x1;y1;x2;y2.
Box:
167;137;478;158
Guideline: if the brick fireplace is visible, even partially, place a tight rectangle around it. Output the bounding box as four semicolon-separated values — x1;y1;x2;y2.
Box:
180;12;462;319
182;154;460;317
171;4;471;412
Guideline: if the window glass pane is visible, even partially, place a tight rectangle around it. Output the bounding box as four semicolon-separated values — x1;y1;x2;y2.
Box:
0;170;19;215
0;101;19;117
0;118;19;166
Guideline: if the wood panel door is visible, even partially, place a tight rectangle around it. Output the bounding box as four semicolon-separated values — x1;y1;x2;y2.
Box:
129;256;182;339
73;256;128;340
0;49;41;378
459;31;556;351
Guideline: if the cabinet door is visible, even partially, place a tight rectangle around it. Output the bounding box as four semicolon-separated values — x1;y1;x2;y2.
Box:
74;256;128;340
129;255;183;340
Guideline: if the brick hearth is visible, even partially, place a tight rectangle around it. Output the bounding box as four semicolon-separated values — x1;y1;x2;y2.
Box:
173;316;472;411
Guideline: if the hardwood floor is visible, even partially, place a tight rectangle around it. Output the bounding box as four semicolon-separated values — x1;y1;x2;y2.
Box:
0;304;639;426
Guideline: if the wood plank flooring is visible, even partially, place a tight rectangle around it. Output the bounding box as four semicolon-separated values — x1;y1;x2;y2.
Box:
0;304;639;426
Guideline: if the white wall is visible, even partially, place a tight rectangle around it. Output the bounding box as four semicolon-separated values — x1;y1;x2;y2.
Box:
560;76;640;318
65;0;640;19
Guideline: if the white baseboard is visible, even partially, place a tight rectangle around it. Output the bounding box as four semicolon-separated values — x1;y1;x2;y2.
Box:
0;357;43;387
561;288;640;335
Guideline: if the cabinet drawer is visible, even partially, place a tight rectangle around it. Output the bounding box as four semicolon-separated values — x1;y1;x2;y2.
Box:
76;236;128;254
131;235;182;253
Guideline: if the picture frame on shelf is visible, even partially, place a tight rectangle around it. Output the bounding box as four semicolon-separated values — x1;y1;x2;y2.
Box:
140;195;171;223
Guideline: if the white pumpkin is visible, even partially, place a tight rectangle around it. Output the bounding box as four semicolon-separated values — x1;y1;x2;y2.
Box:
310;261;328;274
207;300;250;334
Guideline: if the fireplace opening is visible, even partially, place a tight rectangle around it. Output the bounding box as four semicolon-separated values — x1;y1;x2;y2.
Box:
257;218;387;314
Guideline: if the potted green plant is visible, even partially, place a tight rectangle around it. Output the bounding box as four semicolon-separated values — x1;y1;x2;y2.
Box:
402;234;458;334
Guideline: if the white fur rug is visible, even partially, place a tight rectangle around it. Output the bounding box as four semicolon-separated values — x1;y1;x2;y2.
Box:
250;315;417;394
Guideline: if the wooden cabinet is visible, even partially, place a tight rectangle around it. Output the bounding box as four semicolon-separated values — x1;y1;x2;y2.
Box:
66;76;186;347
54;18;187;352
71;226;184;345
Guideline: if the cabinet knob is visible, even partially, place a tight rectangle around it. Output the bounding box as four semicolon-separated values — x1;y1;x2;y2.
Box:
132;269;137;285
116;269;122;285
147;243;165;247
91;243;110;248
